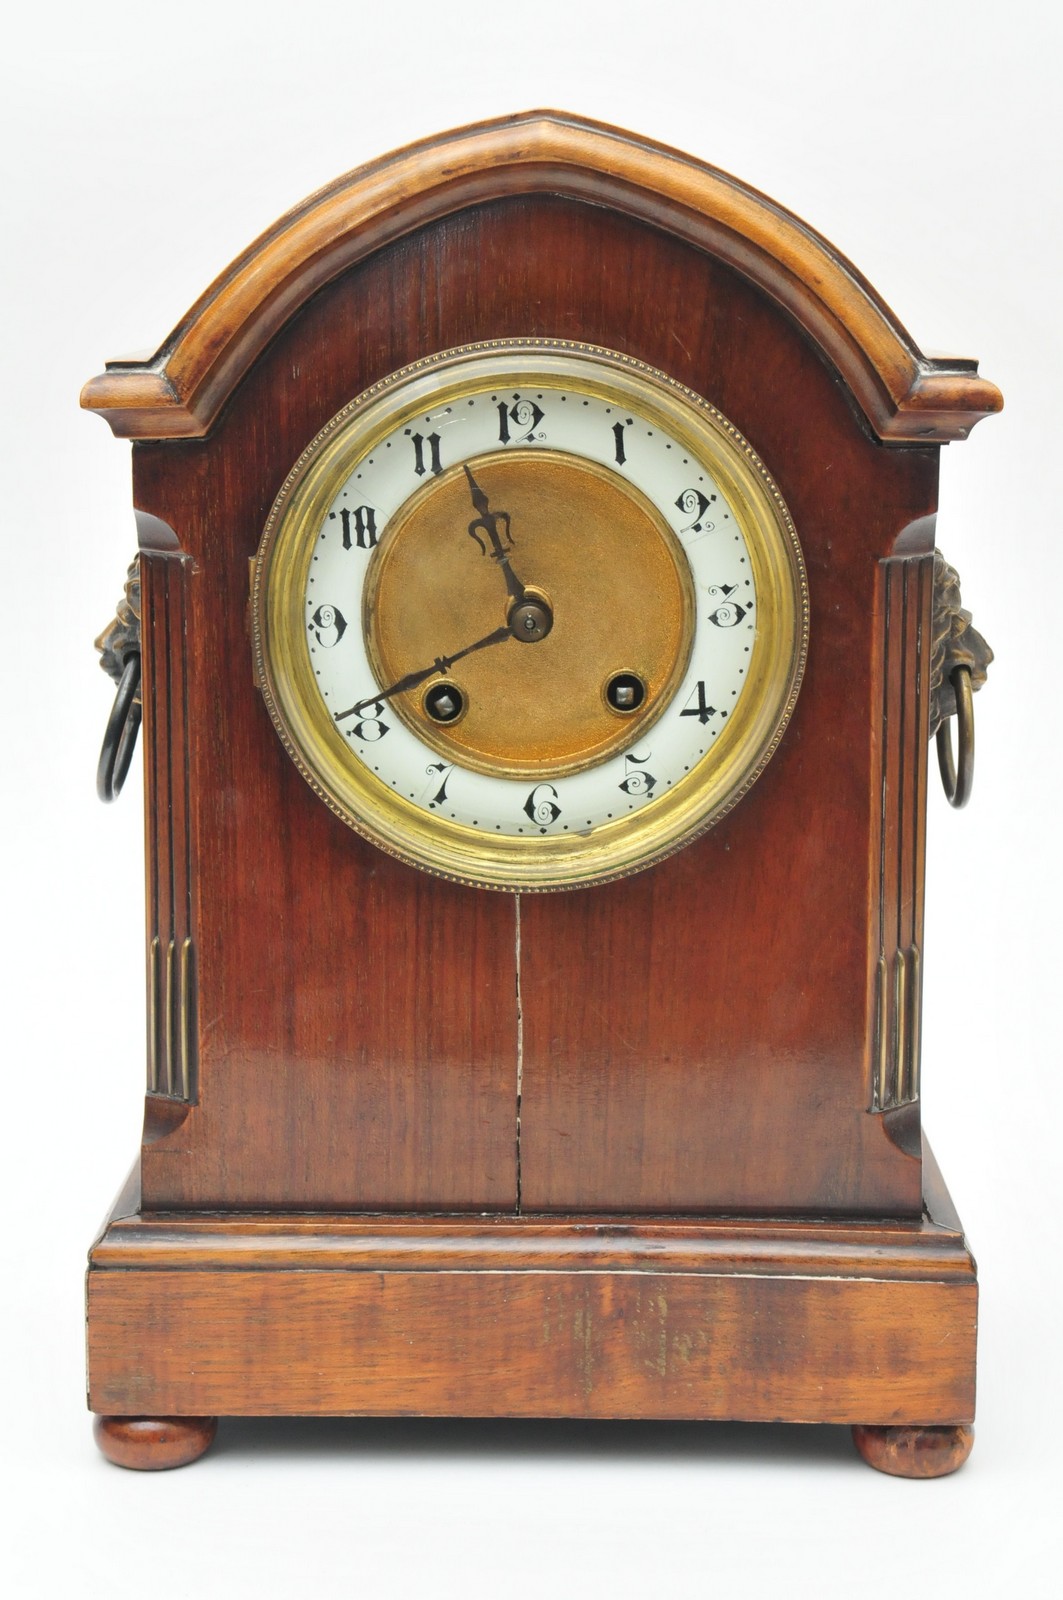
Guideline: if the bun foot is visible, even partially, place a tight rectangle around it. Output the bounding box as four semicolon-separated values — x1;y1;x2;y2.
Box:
93;1415;217;1470
852;1423;974;1478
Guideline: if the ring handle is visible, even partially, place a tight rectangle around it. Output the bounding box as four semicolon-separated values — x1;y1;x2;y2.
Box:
935;664;974;809
97;652;142;802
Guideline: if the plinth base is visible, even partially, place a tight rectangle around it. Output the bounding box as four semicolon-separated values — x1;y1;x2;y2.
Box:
87;1143;976;1475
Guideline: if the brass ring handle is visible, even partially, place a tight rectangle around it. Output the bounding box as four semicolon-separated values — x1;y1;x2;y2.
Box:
97;652;142;802
936;665;974;809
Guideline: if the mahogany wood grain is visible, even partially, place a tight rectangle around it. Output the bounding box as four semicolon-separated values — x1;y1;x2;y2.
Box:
125;192;938;1213
81;120;992;1446
852;1423;974;1478
93;1414;217;1470
88;1272;975;1424
87;1153;975;1425
90;1140;975;1278
80;112;1001;444
508;199;937;1214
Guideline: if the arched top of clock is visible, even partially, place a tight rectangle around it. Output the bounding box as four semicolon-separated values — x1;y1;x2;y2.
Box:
80;110;1001;444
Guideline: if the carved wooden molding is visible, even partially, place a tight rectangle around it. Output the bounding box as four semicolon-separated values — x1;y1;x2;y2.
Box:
87;1160;976;1424
872;554;933;1112
142;552;197;1104
81;111;1001;444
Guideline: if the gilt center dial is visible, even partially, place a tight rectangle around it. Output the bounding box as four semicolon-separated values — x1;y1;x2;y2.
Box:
363;449;694;778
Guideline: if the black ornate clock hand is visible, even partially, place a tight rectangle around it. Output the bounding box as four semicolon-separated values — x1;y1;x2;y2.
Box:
335;624;512;720
463;464;526;604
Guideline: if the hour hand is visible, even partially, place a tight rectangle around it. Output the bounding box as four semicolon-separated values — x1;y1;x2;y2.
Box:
467;506;512;557
463;464;525;604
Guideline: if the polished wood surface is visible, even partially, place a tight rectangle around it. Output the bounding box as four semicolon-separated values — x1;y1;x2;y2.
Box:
82;116;992;1449
125;190;939;1213
87;1150;975;1425
80;112;1001;443
852;1423;974;1478
93;1414;217;1470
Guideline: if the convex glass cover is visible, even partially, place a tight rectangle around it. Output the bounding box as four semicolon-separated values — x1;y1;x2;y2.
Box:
252;340;808;888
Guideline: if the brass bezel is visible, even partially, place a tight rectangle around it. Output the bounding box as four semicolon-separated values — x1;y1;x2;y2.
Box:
251;339;809;891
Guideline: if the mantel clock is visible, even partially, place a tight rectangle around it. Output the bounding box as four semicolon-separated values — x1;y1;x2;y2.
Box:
85;113;998;1477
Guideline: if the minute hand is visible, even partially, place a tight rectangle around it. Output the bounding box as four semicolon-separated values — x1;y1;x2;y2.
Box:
335;625;512;721
463;464;526;604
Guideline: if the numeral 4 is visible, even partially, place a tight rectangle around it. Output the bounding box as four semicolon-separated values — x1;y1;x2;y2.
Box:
680;682;717;725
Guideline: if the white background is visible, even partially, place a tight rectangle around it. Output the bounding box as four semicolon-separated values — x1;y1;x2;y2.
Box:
3;2;1060;1595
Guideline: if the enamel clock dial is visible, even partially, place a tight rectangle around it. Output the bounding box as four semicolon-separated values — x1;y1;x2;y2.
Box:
252;340;808;888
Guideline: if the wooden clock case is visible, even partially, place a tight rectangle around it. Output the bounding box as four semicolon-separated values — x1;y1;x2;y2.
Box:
83;112;1000;1475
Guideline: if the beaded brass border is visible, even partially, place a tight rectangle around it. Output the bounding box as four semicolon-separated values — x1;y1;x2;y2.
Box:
251;339;809;891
